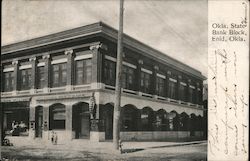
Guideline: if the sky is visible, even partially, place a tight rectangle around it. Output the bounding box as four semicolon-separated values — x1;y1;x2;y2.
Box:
2;0;208;76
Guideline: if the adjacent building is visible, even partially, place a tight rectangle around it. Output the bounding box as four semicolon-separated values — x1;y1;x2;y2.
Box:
1;22;206;143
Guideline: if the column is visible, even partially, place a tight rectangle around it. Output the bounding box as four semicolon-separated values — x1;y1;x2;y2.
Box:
152;65;158;98
65;104;73;140
42;54;50;93
29;106;36;139
43;105;50;142
187;79;191;104
176;75;181;102
29;57;37;94
65;49;73;91
0;65;3;92
12;60;19;95
166;71;171;100
90;43;106;89
136;59;143;95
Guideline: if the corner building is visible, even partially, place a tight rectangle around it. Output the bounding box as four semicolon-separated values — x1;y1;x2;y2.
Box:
1;22;206;143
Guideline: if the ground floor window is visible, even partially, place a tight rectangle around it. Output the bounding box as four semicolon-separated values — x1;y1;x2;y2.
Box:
49;104;66;130
2;103;29;136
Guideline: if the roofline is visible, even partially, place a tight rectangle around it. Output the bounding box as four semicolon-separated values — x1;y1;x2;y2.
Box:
1;21;206;80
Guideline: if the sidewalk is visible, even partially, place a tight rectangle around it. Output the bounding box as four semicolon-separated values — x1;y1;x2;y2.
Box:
6;136;207;154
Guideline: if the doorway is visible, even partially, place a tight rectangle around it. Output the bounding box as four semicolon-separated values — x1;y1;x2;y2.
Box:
102;104;113;140
72;103;90;139
35;106;43;138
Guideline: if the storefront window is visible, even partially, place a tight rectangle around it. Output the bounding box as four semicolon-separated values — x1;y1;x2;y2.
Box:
75;59;92;85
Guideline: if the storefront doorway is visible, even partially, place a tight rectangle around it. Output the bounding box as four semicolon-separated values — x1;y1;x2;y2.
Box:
35;106;43;138
72;102;90;139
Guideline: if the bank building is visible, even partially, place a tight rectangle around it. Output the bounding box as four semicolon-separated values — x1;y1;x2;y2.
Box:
1;22;206;143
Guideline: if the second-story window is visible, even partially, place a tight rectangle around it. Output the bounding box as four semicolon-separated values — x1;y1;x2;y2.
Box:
140;70;152;94
51;63;67;87
156;76;165;97
122;65;136;90
37;66;45;89
3;71;14;92
20;69;32;90
104;59;116;86
75;59;92;85
179;83;187;102
168;79;177;99
189;87;196;103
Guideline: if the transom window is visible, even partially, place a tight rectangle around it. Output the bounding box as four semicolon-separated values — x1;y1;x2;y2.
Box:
75;59;92;85
19;69;32;90
3;72;14;92
51;63;67;87
122;65;136;90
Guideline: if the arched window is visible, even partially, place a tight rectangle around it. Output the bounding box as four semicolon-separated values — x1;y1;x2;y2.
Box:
154;109;168;131
121;105;139;131
141;107;154;131
49;104;66;130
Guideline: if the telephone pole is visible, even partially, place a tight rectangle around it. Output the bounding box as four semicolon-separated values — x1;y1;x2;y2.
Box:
113;0;124;150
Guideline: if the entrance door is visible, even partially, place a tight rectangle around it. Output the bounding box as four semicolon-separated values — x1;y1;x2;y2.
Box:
79;112;90;138
73;103;90;139
35;106;43;138
104;106;113;140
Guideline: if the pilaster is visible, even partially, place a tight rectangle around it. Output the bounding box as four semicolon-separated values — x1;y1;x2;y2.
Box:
90;43;105;89
29;57;37;94
176;75;181;101
166;71;171;99
65;49;73;91
43;105;50;142
136;59;143;93
12;60;19;95
65;104;73;140
42;54;50;93
187;79;191;103
152;65;158;97
29;106;36;139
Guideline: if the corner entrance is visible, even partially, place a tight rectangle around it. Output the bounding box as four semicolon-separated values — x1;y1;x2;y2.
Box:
35;106;43;138
72;102;90;139
101;104;113;140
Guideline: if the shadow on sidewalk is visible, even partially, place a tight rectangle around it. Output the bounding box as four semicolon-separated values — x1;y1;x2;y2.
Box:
121;141;206;154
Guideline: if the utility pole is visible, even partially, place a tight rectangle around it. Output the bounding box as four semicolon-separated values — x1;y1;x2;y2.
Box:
113;0;124;150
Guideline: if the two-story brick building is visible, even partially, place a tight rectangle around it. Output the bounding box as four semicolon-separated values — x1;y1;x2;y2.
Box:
1;22;206;143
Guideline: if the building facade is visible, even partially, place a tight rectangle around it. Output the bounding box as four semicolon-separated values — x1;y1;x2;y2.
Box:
1;22;206;143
